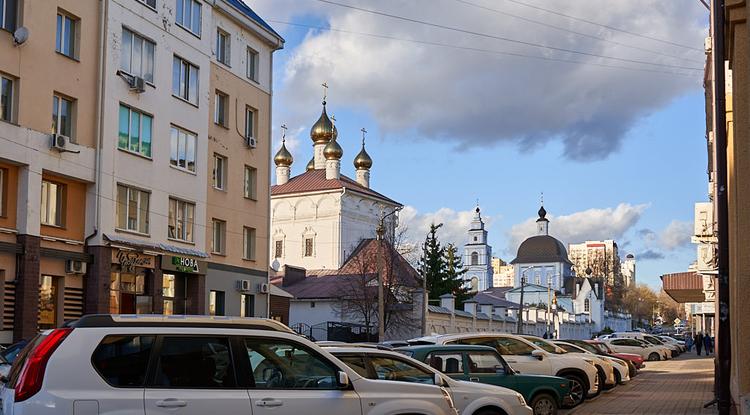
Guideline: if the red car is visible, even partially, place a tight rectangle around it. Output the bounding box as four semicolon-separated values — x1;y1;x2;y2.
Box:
562;339;644;378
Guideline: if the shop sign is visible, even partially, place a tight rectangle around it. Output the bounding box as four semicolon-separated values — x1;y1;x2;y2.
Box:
112;250;156;272
162;255;206;274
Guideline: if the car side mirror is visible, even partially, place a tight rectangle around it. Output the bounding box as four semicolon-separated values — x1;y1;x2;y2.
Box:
434;373;446;386
531;350;545;360
337;371;350;388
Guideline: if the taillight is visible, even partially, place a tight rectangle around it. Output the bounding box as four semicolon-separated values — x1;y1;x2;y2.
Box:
14;328;73;402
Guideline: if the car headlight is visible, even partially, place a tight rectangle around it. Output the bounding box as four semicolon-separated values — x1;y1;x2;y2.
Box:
517;393;526;406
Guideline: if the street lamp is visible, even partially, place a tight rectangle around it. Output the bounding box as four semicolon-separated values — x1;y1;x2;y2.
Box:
376;207;402;342
516;266;533;334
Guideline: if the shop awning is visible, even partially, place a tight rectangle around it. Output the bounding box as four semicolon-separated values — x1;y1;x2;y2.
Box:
661;272;705;303
104;234;209;258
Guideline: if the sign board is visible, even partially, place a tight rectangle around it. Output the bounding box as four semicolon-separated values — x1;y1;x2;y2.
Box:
162;255;207;274
112;250;156;273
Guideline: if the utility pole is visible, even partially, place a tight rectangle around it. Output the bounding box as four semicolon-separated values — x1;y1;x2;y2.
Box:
546;279;552;337
516;274;527;334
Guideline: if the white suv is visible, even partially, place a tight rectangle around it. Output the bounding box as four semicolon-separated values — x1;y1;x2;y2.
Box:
603;338;669;361
324;347;533;415
409;333;599;406
0;315;457;415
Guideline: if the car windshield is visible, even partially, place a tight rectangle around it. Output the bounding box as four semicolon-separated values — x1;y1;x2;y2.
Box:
527;338;566;354
573;342;600;354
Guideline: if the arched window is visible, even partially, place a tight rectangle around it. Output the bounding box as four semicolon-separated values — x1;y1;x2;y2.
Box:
471;252;479;265
584;298;590;313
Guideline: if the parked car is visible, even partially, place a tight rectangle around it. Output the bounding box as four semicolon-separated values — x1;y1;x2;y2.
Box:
609;332;677;358
520;335;616;391
657;335;686;353
0;340;29;380
408;333;600;406
563;340;643;378
552;341;630;385
397;344;575;415
325;346;533;415
1;314;460;415
603;337;669;361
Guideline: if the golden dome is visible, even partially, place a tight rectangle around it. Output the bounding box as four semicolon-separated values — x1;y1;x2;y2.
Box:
306;157;315;171
323;138;343;160
310;102;334;145
354;143;373;170
273;140;293;167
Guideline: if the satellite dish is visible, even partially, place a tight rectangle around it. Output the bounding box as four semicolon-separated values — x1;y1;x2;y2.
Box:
13;27;29;45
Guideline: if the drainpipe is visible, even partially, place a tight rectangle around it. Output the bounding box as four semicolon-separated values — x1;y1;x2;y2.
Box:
711;0;731;413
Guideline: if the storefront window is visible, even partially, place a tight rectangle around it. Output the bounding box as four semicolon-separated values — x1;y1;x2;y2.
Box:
110;266;151;314
162;273;186;315
240;294;254;317
39;275;59;330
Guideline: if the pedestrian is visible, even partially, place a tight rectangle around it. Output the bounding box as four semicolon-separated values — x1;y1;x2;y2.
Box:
685;333;694;352
543;332;548;339
695;332;703;356
703;332;713;354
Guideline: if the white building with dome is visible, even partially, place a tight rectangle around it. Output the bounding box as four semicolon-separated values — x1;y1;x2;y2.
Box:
462;205;493;292
270;99;401;271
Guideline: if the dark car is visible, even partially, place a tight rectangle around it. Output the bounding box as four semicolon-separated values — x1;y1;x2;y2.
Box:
398;344;575;415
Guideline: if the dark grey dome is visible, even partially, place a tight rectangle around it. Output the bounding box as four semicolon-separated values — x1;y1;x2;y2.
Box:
511;235;572;265
626;253;635;259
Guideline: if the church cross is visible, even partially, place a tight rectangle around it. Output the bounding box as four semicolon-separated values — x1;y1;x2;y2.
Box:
322;82;328;102
280;124;287;142
361;127;367;145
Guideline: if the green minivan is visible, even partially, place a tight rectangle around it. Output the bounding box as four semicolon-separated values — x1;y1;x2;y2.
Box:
398;345;575;415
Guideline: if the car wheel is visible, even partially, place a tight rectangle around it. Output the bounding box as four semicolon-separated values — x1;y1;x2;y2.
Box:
562;375;586;406
614;369;622;385
648;352;660;361
530;393;558;415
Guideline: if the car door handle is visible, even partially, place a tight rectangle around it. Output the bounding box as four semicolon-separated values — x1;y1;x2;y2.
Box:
469;377;479;382
155;398;187;408
256;398;284;408
506;360;517;363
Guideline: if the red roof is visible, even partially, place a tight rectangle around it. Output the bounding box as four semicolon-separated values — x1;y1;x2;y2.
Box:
271;169;400;205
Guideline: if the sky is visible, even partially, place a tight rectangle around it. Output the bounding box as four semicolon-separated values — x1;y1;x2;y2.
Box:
248;0;710;290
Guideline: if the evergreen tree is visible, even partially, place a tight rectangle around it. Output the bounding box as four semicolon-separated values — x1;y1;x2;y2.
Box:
444;243;470;304
418;223;447;302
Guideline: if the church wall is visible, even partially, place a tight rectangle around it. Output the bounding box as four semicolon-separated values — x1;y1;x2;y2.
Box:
514;262;569;291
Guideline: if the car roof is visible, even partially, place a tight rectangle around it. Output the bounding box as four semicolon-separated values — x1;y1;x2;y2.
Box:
398;344;497;353
65;314;296;333
326;347;417;356
409;332;524;344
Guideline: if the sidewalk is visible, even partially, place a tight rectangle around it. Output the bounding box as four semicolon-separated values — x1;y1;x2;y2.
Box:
561;353;716;415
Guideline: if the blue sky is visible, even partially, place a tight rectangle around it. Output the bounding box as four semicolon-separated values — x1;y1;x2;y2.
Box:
249;0;709;289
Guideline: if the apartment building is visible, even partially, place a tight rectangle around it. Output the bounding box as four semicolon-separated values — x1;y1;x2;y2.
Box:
0;0;282;343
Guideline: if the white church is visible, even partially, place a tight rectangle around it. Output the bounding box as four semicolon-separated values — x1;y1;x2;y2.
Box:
462;206;493;292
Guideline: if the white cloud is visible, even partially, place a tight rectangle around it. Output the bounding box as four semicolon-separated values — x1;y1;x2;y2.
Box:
506;203;648;256
398;205;494;249
659;220;693;250
257;0;707;161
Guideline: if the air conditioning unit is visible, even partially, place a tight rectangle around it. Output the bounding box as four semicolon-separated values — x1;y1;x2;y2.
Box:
128;75;146;93
258;282;269;294
236;279;251;292
246;136;257;148
51;134;71;151
66;260;87;274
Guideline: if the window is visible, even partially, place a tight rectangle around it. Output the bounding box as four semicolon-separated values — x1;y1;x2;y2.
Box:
246;47;258;81
240;294;254;317
1;75;13;122
471;252;478;265
214;92;227;127
216;29;230;65
116;184;150;234
274;240;283;258
41;180;64;227
118;104;152;157
584;298;590;313
153;337;235;388
426;352;464;374
52;94;74;139
39;275;59;329
1;0;18;31
466;351;505;374
243;227;255;260
162;273;186;315
244;166;257;199
368;356;435;384
121;28;155;83
168;198;195;242
244;106;255;139
170;126;197;172
304;238;313;257
212;219;226;254
138;0;156;9
209;290;225;316
175;0;201;36
213;153;227;190
172;56;199;105
336;355;369;377
109;268;150;314
92;335;155;387
55;11;77;58
244;339;337;389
